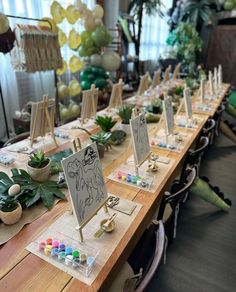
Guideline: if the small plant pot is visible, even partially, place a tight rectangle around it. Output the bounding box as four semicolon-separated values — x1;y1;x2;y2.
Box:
27;160;51;182
97;144;105;159
152;105;161;114
120;123;131;135
0;203;22;225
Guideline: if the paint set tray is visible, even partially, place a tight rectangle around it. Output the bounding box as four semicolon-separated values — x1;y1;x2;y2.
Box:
31;229;99;277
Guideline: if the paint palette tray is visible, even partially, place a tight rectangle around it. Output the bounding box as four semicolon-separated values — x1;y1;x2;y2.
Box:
175;116;203;129
110;168;154;191
193;102;212;112
33;230;99;277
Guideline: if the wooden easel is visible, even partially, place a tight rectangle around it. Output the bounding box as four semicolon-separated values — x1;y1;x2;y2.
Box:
163;65;171;83
76;202;108;242
71;137;82;153
137;72;149;96
80;84;98;126
151;69;161;88
30;95;58;148
108;78;123;109
172;63;181;79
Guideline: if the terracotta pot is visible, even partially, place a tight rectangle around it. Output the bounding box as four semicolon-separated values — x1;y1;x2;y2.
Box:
27;160;51;182
119;123;131;135
0;203;22;225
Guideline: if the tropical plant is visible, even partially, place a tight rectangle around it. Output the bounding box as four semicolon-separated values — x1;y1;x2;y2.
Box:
28;150;50;168
128;0;164;58
181;1;211;30
117;105;133;124
0;169;66;209
0;196;18;212
166;22;202;78
95;115;117;132
90;132;112;149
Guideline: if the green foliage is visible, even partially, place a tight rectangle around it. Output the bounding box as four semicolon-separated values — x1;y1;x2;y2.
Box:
28;151;50;169
166;23;202;78
0;196;18;212
129;0;164;18
109;130;127;145
90;131;112;146
181;0;214;28
0;169;66;209
95;116;117;132
117;105;133;124
49;148;73;175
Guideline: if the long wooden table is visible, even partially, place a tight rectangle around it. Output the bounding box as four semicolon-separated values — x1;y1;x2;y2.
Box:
0;84;230;291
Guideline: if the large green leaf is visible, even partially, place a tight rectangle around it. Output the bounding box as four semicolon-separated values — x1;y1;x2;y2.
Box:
1;169;66;209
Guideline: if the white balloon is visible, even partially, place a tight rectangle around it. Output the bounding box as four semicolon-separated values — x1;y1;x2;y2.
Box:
92;5;104;19
91;54;102;66
84;17;95;31
95;18;103;26
101;51;121;72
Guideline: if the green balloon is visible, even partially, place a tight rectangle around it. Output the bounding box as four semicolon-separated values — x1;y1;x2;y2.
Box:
91;66;100;75
83;66;92;74
91;27;109;48
81;80;91;90
85;37;94;48
80;71;89;81
78;45;88;57
81;31;91;42
97;67;106;76
87;73;96;81
94;78;107;89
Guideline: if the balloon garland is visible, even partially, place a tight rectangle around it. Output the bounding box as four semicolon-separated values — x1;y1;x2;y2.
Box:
45;0;121;121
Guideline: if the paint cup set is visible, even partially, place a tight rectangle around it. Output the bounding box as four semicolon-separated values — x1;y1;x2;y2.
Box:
38;236;97;277
115;170;153;190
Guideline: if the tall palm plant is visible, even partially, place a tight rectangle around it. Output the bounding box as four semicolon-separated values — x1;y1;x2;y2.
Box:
128;0;164;58
181;0;220;32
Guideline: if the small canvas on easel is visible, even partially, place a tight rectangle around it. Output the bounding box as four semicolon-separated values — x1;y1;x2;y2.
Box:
80;85;98;125
30;95;57;147
172;63;181;79
163;65;171;83
108;79;123;109
183;87;192;119
137;72;149;96
151;69;161;88
130;113;150;166
62;143;108;228
162;96;175;136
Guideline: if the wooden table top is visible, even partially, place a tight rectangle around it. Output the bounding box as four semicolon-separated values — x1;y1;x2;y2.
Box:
0;83;230;292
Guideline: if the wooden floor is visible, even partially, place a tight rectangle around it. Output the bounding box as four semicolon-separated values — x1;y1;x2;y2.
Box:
147;132;236;292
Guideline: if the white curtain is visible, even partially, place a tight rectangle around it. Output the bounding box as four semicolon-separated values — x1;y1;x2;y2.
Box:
139;0;173;71
0;0;94;141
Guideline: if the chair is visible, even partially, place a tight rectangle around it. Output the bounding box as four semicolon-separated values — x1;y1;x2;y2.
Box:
213;103;225;136
202;118;216;145
3;131;30;147
109;221;165;292
157;167;197;242
179;136;209;183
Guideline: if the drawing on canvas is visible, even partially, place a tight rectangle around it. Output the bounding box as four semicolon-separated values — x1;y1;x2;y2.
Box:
130;113;150;165
62;143;108;226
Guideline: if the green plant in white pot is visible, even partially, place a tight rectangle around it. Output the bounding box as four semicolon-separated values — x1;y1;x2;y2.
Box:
117;105;133;134
0;196;22;225
27;150;51;182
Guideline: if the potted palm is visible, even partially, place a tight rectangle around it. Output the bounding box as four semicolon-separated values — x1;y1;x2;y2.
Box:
95;115;117;132
90;132;112;159
0;196;22;225
27;150;51;182
117;105;133;134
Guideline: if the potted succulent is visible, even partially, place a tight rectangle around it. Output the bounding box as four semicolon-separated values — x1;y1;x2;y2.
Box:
27;150;51;182
151;98;162;114
117;105;133;134
90;132;112;159
95;115;117;132
0;196;22;225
